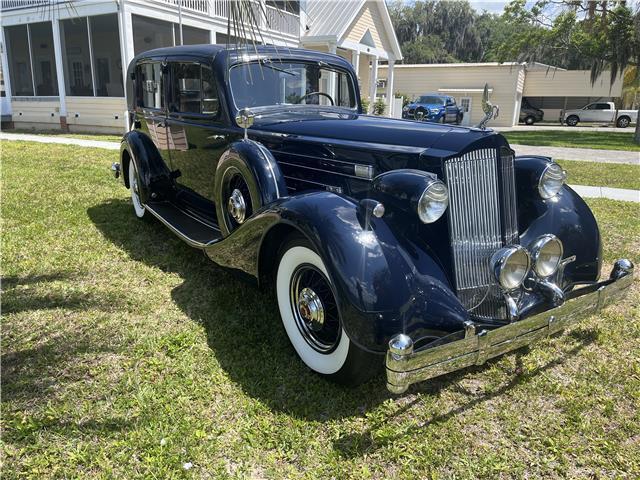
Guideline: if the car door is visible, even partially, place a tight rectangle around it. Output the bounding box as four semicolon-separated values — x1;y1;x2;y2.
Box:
165;58;230;219
580;103;599;122
134;60;170;166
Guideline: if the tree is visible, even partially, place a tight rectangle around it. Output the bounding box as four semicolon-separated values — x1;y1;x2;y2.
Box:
494;0;640;143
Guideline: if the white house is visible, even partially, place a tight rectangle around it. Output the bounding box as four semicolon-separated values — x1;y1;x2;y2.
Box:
0;0;401;133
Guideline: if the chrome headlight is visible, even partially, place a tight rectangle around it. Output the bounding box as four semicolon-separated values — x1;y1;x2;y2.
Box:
538;162;567;199
530;234;563;278
429;108;440;114
417;180;449;223
491;245;531;290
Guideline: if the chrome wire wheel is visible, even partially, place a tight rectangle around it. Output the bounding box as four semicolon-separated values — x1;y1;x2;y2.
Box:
289;264;341;353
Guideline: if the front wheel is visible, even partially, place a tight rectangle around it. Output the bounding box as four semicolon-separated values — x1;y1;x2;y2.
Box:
565;115;579;127
276;235;379;385
524;115;535;125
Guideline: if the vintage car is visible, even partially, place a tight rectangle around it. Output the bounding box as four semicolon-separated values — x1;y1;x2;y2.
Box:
402;93;463;124
113;45;633;393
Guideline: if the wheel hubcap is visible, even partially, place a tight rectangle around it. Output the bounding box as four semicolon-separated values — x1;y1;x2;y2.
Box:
227;188;246;224
297;287;325;332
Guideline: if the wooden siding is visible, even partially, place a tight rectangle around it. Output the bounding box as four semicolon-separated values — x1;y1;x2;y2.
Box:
344;2;393;54
378;64;524;127
10;99;60;126
523;70;623;97
66;97;127;130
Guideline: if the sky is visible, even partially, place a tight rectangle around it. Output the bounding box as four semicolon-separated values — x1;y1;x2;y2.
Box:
467;1;510;14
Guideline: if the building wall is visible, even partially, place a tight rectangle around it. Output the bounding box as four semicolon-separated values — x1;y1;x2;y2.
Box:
378;64;524;126
10;98;60;128
66;97;127;132
523;70;623;97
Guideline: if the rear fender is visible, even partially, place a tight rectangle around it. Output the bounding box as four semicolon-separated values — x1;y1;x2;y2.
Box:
205;191;469;352
120;131;172;203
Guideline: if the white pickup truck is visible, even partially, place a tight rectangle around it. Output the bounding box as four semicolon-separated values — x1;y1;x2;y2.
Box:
563;102;638;128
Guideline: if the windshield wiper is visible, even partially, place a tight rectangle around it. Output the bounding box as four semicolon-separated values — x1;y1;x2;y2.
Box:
259;60;298;76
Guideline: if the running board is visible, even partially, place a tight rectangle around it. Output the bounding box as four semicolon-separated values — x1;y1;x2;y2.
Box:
145;201;222;248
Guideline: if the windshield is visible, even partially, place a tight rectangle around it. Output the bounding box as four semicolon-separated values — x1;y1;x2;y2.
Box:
417;96;445;105
229;61;357;111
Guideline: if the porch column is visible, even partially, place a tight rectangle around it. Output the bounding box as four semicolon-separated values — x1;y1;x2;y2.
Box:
119;4;134;130
385;59;395;117
351;50;360;77
369;55;378;105
0;27;12;101
51;19;67;131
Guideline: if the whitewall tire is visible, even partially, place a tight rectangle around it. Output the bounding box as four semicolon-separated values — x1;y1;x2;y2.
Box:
129;161;146;218
276;236;380;384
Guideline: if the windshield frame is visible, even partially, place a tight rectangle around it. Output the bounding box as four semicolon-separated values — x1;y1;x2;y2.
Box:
228;59;360;114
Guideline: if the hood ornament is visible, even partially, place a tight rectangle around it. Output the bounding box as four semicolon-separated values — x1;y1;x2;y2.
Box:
235;108;255;140
475;84;499;130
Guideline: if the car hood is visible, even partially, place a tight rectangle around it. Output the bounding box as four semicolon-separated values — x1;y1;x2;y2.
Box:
408;103;444;110
252;110;489;151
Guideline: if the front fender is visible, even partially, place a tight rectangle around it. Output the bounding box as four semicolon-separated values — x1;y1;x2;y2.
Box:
516;156;601;284
205;191;469;353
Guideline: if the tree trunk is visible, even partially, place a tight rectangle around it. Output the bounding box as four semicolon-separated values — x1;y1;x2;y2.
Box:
635;107;640;145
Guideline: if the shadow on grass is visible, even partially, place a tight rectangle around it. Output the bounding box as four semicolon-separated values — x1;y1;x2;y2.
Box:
88;198;594;426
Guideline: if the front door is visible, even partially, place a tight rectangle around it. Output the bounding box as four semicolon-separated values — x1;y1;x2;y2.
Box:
165;60;229;220
459;97;472;126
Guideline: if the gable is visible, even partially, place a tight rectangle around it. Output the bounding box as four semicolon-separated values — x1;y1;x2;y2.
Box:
343;1;393;53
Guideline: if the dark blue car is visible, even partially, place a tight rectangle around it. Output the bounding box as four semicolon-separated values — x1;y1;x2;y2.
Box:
402;93;463;124
114;45;633;394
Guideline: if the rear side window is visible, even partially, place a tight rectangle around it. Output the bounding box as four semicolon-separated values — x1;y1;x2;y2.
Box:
137;62;163;109
170;62;219;117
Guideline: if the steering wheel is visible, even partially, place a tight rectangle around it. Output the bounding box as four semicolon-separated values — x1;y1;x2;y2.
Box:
297;92;334;106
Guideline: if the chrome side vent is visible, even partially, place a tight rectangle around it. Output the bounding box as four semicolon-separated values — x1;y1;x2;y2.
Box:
444;148;518;319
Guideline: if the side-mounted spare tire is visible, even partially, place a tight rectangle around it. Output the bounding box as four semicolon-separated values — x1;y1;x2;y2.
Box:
214;140;287;237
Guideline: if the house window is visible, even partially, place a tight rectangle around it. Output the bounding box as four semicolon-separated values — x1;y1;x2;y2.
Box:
173;24;210;45
4;25;34;96
133;15;174;56
61;18;93;96
29;22;58;96
90;14;123;97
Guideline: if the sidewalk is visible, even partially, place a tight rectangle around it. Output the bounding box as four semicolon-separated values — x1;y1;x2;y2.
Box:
510;144;639;165
0;132;120;150
495;125;634;133
2;131;638;202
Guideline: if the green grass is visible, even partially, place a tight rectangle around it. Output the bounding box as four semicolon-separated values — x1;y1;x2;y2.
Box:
558;159;640;190
2;140;639;479
503;130;640;151
3;128;122;143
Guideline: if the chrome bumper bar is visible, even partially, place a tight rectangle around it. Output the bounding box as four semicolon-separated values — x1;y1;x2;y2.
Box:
386;259;634;394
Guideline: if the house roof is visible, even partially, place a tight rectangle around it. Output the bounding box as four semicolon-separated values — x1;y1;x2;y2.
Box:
303;0;402;60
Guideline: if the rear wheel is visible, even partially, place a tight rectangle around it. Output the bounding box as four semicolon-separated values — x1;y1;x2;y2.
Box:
566;115;579;127
616;116;631;128
129;161;146;219
524;115;535;125
276;235;380;385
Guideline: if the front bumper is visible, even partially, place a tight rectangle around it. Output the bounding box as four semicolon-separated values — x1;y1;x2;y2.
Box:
386;259;634;394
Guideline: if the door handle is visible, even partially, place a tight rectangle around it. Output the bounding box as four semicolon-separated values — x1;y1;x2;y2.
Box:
208;135;226;140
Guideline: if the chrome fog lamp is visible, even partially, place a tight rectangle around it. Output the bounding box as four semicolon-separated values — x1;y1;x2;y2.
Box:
530;234;563;278
417;180;449;223
491;245;531;290
538;162;567;199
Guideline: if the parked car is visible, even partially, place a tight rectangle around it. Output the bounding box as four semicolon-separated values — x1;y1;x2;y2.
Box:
562;101;637;128
402;94;463;124
519;99;544;125
114;45;634;394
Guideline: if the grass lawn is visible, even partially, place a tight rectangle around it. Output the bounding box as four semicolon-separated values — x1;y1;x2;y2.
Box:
3;128;122;143
558;159;640;191
2;140;639;479
503;130;640;152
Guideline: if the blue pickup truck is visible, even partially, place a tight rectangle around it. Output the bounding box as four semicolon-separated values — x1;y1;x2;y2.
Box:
402;94;463;124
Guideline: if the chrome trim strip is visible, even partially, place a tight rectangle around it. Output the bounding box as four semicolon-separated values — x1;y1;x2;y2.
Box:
277;160;370;181
385;260;634;394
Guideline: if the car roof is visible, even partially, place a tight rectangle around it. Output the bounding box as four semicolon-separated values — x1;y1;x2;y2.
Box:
132;44;352;69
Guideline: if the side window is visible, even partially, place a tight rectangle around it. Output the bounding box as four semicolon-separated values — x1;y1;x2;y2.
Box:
172;63;201;114
585;104;596;110
170;62;219;116
595;103;610;110
201;66;219;116
137;62;163;109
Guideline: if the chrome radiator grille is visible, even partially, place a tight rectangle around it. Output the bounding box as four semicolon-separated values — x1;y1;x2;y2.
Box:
444;148;519;319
